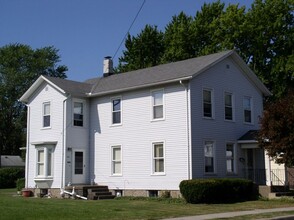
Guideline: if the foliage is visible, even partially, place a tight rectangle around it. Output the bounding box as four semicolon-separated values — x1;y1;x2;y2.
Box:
258;90;294;166
16;178;25;191
0;168;25;188
0;43;67;157
118;0;293;99
179;178;258;204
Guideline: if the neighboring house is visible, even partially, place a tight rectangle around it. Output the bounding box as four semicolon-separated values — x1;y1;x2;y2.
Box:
20;50;273;198
1;155;25;168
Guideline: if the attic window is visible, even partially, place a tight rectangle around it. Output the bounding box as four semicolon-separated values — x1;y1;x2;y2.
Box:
43;102;51;128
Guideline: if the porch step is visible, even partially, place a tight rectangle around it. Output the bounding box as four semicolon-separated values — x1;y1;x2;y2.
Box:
65;185;115;200
93;195;116;200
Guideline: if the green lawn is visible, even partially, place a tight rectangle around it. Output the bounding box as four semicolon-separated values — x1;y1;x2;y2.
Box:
1;188;294;220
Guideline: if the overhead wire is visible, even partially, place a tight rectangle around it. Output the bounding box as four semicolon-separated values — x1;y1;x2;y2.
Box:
112;0;146;59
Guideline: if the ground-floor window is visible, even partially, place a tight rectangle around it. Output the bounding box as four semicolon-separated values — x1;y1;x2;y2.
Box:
111;145;122;175
226;143;235;173
204;140;215;173
36;145;54;178
152;142;164;174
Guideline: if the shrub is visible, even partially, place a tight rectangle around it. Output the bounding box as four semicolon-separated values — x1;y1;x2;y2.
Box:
179;178;258;204
0;168;25;189
16;178;25;191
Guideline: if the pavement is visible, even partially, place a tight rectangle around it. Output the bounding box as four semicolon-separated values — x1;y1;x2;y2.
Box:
164;207;294;220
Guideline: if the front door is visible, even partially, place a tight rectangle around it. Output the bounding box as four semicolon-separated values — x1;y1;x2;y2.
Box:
72;150;86;184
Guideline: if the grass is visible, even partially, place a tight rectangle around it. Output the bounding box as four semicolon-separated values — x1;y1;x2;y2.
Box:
1;188;294;220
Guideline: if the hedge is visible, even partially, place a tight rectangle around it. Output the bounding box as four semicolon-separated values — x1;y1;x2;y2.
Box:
0;168;25;189
179;178;258;204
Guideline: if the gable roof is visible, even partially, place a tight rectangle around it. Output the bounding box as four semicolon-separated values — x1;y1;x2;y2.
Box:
20;50;271;102
1;155;25;167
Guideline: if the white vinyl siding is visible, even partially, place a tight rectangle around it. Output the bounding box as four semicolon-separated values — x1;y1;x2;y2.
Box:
203;89;213;118
243;96;252;123
151;89;164;120
111;146;122;175
73;102;83;127
152;142;164;174
43;102;50;127
224;92;234;121
111;97;121;125
204;141;215;173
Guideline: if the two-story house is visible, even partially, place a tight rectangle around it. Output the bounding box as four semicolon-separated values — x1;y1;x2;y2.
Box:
20;50;272;198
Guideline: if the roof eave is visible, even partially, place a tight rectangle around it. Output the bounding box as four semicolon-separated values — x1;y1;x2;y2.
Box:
88;76;193;97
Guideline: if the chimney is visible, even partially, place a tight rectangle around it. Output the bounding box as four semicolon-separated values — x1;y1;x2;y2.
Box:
103;56;114;77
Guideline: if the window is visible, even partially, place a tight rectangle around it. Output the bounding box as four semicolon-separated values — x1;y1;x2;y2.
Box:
204;141;215;173
203;89;213;118
243;97;252;123
73;102;83;127
226;143;235;173
111;146;122;175
112;98;121;124
152;142;164;174
43;102;50;127
36;146;54;177
152;90;164;120
224;92;233;121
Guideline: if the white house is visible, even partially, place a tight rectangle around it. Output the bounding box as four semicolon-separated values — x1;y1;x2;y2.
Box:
20;50;273;198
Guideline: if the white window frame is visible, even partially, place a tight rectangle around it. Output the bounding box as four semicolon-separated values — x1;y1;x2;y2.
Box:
35;145;54;179
111;145;122;176
204;140;215;174
111;97;122;125
243;96;253;124
202;88;214;119
152;141;165;175
73;100;84;127
42;102;51;128
226;142;236;174
151;89;165;121
224;92;234;121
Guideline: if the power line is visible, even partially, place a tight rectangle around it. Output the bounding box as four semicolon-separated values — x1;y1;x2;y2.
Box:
112;0;146;59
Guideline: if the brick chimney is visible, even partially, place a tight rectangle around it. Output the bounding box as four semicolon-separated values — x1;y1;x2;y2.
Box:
103;56;114;77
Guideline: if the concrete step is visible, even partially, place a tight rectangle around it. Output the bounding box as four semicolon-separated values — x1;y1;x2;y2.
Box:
94;195;116;200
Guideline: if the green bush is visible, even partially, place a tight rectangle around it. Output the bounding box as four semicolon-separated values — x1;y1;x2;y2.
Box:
16;178;25;191
0;168;25;189
179;178;258;204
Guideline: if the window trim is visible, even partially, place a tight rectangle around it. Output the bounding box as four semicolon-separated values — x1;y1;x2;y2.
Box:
204;140;216;174
151;141;165;175
243;96;253;124
226;142;236;174
73;100;85;127
42;102;51;128
35;145;54;179
224;92;234;122
111;96;122;126
202;88;214;119
111;145;122;176
151;89;165;121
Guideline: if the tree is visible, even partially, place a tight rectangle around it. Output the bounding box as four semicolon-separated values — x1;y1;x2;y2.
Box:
161;12;194;63
0;44;67;160
117;25;164;72
258;90;294;166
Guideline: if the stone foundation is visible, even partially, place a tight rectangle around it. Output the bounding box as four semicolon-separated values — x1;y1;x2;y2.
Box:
110;189;182;198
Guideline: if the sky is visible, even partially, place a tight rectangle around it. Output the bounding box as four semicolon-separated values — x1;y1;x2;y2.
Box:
0;0;254;82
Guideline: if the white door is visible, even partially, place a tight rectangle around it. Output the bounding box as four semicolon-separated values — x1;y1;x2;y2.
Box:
72;150;86;184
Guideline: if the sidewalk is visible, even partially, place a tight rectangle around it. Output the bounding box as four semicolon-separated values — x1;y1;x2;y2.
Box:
165;207;294;220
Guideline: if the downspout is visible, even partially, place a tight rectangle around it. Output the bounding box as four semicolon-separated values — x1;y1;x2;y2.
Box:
25;104;30;188
61;94;71;189
179;80;191;180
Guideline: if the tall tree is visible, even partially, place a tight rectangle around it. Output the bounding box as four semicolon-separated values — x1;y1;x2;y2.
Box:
258;90;294;166
161;12;194;63
117;25;164;72
245;0;294;98
0;44;67;160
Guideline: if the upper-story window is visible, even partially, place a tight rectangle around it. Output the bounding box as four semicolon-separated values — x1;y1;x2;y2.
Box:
43;102;50;128
151;89;164;120
243;96;252;123
112;97;121;125
224;92;234;121
74;102;83;127
203;89;213;118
